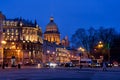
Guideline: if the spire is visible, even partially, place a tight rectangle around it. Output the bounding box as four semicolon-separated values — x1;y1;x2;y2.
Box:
34;19;37;25
50;17;54;22
34;19;39;27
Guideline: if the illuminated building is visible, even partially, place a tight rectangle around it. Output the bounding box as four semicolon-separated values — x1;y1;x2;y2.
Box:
61;36;70;47
43;40;56;63
0;11;6;64
2;18;43;65
56;45;70;63
44;17;60;45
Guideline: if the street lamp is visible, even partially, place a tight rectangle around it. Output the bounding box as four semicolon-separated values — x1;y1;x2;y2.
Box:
47;50;50;62
1;40;6;69
1;41;7;60
98;41;103;49
97;41;104;64
78;47;85;68
52;52;55;62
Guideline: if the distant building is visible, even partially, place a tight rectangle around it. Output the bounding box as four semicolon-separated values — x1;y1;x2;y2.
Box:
56;45;70;63
61;36;70;47
2;18;43;65
44;17;60;45
43;40;56;63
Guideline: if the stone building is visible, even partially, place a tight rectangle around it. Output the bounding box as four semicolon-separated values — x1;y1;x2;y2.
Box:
0;12;6;64
2;18;43;65
61;36;70;47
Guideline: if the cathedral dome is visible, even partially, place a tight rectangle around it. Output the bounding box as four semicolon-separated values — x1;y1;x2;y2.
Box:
45;17;60;34
44;17;60;44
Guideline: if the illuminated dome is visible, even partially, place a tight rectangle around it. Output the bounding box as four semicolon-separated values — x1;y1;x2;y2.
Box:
45;17;60;34
44;17;60;44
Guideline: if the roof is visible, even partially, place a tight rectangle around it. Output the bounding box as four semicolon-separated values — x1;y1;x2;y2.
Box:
44;31;60;34
5;18;37;28
45;17;59;32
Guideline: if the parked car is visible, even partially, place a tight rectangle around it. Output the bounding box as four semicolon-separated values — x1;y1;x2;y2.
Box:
64;62;75;67
45;62;57;68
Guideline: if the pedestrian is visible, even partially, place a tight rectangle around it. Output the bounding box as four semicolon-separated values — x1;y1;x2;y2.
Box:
103;62;107;71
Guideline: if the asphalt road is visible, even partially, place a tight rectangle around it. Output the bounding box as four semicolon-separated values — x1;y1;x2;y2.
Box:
0;67;120;80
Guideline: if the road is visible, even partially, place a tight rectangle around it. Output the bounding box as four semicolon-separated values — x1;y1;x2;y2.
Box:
0;67;120;80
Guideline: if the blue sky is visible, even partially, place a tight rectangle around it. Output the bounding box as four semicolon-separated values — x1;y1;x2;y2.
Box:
0;0;120;39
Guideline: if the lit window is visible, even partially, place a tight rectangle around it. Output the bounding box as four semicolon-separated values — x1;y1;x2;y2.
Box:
16;32;18;35
22;29;25;33
7;29;9;32
6;21;9;26
12;33;14;35
16;29;18;32
11;36;13;39
11;29;14;32
14;38;16;41
15;22;17;26
20;22;22;26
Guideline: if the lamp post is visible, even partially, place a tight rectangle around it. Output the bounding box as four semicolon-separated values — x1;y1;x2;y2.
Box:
52;52;55;62
47;50;50;62
78;47;85;68
97;41;104;63
1;40;6;69
107;43;110;63
98;41;103;49
1;41;6;61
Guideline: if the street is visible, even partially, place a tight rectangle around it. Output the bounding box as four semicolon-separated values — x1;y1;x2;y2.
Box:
0;67;120;80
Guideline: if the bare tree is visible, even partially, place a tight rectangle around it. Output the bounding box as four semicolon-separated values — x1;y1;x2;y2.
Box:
98;27;116;61
87;27;98;54
71;27;98;55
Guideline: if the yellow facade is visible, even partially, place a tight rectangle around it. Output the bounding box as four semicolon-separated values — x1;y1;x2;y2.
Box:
2;19;43;65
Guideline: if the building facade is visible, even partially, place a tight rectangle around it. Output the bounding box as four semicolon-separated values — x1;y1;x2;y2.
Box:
0;12;6;64
44;17;60;45
43;40;56;63
2;18;43;65
56;45;70;63
61;36;70;47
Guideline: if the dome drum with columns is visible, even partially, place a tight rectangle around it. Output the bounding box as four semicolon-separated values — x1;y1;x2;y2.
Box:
44;17;60;44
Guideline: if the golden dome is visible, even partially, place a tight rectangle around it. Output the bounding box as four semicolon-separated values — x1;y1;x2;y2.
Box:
45;17;59;33
44;17;60;44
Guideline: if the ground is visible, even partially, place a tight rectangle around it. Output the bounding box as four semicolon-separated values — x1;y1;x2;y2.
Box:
0;67;120;80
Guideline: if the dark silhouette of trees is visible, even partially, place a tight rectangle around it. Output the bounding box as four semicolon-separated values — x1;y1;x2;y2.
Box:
71;27;116;61
98;27;116;61
110;33;120;62
71;27;98;54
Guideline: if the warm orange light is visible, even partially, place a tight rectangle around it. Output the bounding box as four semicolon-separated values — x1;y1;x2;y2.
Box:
1;41;6;44
98;41;103;48
11;45;16;49
78;47;85;52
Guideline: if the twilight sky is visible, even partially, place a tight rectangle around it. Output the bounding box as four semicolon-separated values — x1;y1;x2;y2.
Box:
0;0;120;39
